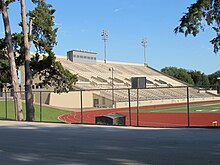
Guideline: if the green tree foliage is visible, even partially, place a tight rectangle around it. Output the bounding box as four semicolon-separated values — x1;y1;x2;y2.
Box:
175;0;220;53
28;0;77;93
0;0;77;121
1;0;77;93
188;70;210;86
208;70;220;86
161;67;194;85
29;0;57;54
31;54;77;93
0;38;10;84
161;67;219;86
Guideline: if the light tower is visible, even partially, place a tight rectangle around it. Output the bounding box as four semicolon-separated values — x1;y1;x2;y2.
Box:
102;30;108;64
141;38;147;65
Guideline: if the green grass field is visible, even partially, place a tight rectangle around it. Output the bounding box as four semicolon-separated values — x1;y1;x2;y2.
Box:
137;102;220;113
0;101;69;122
1;100;220;123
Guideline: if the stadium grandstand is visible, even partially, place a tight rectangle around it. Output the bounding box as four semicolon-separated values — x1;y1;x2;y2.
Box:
18;50;218;109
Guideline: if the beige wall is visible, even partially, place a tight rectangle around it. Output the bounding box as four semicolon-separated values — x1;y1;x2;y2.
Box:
49;91;114;109
49;91;94;108
33;91;50;104
48;90;220;109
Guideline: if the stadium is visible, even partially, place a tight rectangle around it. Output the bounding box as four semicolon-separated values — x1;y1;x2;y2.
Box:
14;50;220;127
21;50;218;108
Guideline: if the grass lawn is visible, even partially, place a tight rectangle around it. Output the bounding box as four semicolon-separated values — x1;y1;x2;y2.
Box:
133;102;220;113
0;101;70;122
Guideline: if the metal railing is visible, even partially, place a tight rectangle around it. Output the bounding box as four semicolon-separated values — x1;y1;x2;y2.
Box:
0;86;220;127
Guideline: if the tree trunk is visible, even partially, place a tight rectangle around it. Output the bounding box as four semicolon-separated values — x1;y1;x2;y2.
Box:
1;0;24;121
20;0;35;121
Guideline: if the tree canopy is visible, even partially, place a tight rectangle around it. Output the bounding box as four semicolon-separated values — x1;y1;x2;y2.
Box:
175;0;220;53
0;38;10;84
208;70;220;86
161;66;220;87
188;70;210;86
0;0;77;121
161;67;194;85
0;0;77;93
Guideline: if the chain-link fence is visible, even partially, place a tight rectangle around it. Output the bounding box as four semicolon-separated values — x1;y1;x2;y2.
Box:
0;86;220;127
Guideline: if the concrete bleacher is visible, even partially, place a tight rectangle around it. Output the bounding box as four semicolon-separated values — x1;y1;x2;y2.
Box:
58;57;174;87
56;56;215;105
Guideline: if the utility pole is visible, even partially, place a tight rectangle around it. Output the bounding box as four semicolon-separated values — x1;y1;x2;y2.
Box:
102;30;108;64
141;38;147;65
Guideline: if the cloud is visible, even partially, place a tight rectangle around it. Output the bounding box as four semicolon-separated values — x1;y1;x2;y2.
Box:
113;8;123;13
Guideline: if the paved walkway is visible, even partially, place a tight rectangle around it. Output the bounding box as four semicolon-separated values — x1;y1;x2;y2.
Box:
0;121;220;165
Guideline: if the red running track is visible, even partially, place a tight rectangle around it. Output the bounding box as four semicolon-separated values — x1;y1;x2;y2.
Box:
58;109;220;127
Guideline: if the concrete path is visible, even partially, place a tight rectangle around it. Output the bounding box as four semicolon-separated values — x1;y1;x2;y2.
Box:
0;121;220;165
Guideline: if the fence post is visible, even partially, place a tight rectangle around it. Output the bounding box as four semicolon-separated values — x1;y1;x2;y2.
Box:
5;88;8;119
80;90;83;123
40;91;42;122
137;88;139;126
14;91;16;120
128;88;131;126
187;86;190;128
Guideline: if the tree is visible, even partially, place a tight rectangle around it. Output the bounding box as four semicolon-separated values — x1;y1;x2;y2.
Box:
161;67;194;85
188;70;210;86
0;38;10;83
28;0;77;93
0;0;77;121
175;0;220;53
20;0;35;121
0;0;24;120
1;0;77;121
161;67;212;86
208;70;220;86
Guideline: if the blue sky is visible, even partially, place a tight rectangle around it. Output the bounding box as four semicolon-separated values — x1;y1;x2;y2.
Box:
1;0;220;74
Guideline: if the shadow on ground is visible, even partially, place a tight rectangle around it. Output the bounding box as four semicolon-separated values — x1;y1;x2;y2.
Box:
0;121;220;165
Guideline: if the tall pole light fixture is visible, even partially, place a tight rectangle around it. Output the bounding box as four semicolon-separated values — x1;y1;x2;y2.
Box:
141;38;147;65
102;30;108;64
109;67;114;108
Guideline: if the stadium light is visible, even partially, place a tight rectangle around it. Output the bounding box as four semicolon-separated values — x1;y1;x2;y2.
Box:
102;30;108;64
109;67;114;108
141;38;147;65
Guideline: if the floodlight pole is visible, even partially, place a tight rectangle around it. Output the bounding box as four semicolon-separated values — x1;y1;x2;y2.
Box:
141;38;147;65
102;30;108;64
109;67;114;108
